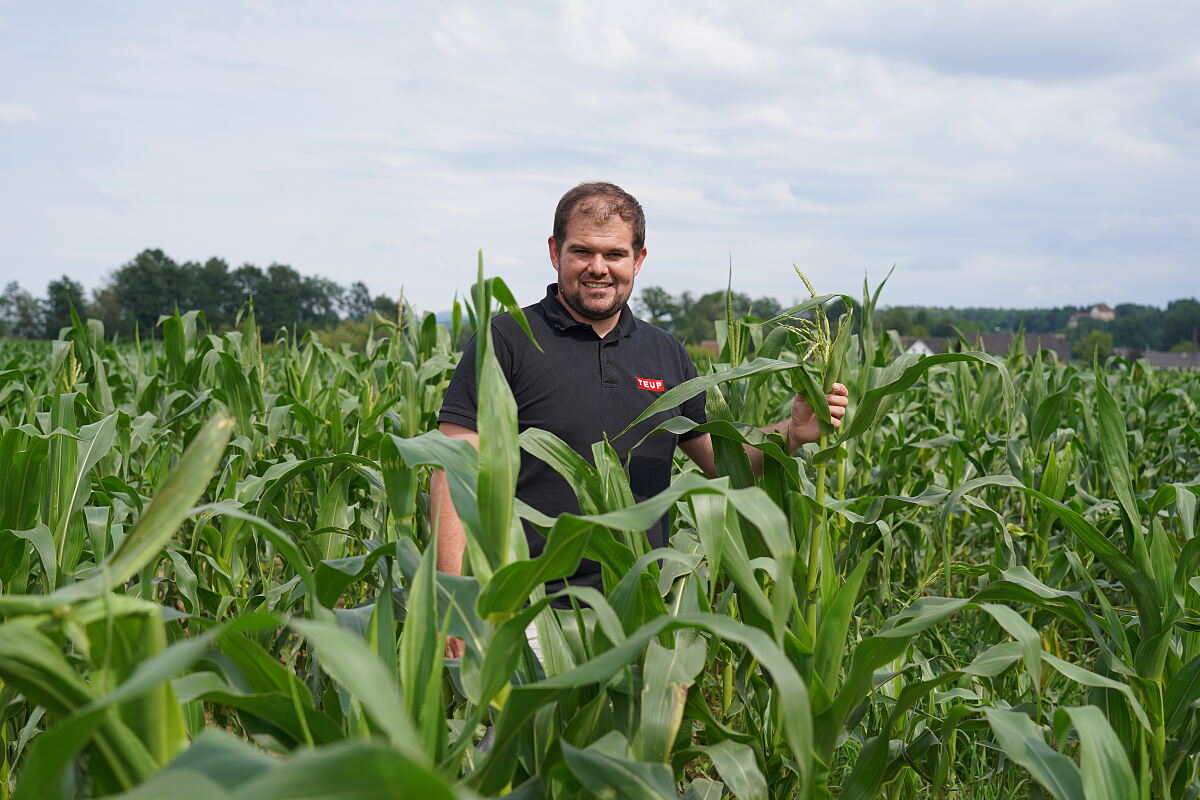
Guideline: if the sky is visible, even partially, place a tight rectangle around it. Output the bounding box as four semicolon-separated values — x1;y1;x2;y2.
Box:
1;0;1197;313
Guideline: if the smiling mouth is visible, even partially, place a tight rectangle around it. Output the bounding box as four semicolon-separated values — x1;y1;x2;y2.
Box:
581;281;612;289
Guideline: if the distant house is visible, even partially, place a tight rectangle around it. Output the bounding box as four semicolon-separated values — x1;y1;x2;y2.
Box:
971;332;1070;361
902;336;951;356
1113;349;1199;370
902;333;1070;361
1068;303;1116;327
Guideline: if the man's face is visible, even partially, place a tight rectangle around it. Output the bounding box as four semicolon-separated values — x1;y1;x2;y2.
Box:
549;214;647;323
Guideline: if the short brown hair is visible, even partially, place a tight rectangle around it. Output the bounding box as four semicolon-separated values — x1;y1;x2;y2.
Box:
552;182;645;253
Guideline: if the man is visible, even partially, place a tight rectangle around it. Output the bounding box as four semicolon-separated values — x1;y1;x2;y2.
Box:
433;182;848;657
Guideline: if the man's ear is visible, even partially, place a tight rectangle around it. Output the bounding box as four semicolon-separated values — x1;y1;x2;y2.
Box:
633;246;647;277
548;236;561;271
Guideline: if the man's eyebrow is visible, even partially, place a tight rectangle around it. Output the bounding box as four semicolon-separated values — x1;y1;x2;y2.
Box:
568;243;630;254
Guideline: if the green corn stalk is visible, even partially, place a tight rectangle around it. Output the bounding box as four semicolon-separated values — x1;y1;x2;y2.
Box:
778;267;852;631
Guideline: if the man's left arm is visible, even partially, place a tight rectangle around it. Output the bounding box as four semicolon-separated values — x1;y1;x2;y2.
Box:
679;383;850;478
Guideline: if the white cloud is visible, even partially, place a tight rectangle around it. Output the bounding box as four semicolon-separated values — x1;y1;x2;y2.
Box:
660;16;766;75
561;0;636;69
0;103;38;124
431;6;502;55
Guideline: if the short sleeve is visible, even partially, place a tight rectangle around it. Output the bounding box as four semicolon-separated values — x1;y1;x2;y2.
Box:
676;344;708;441
436;321;515;432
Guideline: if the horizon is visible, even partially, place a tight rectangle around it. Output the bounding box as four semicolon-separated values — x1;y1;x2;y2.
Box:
7;246;1197;318
4;246;1197;317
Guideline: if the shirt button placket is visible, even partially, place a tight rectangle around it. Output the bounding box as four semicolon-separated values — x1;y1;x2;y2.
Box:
601;338;615;388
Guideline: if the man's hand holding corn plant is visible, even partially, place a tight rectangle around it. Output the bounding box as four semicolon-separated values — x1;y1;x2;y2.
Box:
676;382;848;478
789;382;850;448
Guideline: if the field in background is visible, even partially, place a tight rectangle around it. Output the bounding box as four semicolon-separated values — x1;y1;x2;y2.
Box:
0;277;1198;799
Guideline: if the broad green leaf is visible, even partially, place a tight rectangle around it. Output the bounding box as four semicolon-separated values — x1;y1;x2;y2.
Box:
984;708;1083;800
476;516;595;620
1164;653;1200;733
475;325;519;573
51;412;119;583
1041;652;1151;732
390;431;483;568
519;427;604;512
14;611;276;800
978;603;1042;696
106;729;276;799
815;351;1012;464
229;740;461;800
399;526;444;759
683;778;724;800
173;670;343;745
944;473;1162;638
637;638;706;762
812;554;872;699
92;414;234;593
290;617;424;761
562;736;677;800
3;525;55;590
1061;706;1136;800
840;672;960;800
473;612;811;795
1030;385;1075;453
699;740;767;800
620;357;797;436
1093;370;1142;539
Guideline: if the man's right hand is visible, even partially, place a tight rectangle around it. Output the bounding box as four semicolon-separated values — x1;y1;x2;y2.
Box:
445;636;465;659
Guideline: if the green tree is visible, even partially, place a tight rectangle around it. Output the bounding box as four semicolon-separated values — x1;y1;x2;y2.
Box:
299;275;343;328
90;285;122;337
636;286;679;329
257;264;303;332
1072;329;1113;361
750;294;783;321
1163;298;1200;350
877;306;913;335
185;258;235;328
343;281;374;321
43;275;87;338
0;282;43;338
1112;303;1162;351
110;249;181;336
667;290;754;342
637;285;788;340
231;264;266;302
1066;316;1106;347
372;293;397;319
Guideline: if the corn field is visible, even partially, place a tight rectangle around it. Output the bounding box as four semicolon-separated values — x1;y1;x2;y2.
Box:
0;271;1198;800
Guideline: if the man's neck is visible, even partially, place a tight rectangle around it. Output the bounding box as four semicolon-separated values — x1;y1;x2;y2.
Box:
554;291;621;338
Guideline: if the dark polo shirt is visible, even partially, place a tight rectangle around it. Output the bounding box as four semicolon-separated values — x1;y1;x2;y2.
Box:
437;284;707;595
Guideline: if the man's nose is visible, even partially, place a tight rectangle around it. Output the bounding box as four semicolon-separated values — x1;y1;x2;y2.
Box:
585;254;608;273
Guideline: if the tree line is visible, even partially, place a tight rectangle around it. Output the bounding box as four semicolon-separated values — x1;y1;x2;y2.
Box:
2;251;1197;355
0;249;397;340
636;287;1200;354
871;302;1200;354
635;286;788;343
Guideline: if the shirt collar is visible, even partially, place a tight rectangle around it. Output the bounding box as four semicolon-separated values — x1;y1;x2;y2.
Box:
541;284;637;339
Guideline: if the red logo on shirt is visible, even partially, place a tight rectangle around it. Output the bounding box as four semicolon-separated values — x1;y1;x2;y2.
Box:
636;377;665;392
